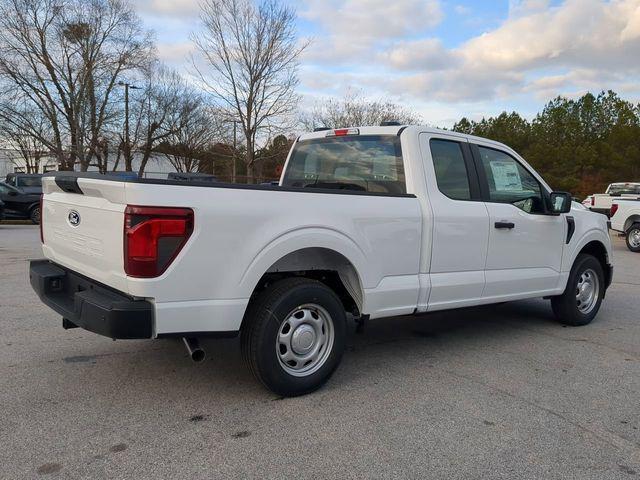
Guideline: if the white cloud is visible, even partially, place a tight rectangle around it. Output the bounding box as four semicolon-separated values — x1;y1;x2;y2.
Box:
302;0;442;38
136;0;200;17
309;0;640;103
462;0;640;72
301;0;443;63
381;38;453;71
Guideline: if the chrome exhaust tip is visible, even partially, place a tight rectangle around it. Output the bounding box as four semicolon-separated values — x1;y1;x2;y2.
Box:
183;337;205;363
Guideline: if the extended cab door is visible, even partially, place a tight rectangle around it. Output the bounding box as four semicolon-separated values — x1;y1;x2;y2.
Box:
470;143;565;299
418;133;490;310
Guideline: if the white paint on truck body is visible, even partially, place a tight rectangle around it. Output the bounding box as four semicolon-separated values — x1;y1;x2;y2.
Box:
40;125;613;336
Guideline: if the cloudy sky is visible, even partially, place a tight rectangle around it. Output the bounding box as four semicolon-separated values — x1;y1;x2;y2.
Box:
135;0;640;127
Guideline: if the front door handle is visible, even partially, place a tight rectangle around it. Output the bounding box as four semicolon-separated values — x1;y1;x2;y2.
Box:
495;221;515;229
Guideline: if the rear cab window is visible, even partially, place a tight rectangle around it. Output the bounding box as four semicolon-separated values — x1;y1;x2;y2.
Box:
281;135;406;194
430;139;472;200
17;177;42;187
608;183;640;195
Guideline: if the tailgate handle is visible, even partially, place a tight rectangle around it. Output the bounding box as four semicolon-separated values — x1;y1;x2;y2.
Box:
495;221;515;229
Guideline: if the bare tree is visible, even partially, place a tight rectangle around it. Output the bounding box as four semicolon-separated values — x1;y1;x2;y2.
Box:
0;0;154;171
0;101;53;172
129;68;203;177
160;104;225;173
300;91;422;131
194;0;308;183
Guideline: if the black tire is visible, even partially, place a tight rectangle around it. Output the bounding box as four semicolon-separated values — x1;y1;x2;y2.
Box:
29;205;41;225
241;277;347;397
625;223;640;252
551;254;604;326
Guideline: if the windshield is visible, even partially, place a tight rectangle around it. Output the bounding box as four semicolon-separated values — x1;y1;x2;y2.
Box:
608;183;640;195
281;135;406;194
0;182;19;194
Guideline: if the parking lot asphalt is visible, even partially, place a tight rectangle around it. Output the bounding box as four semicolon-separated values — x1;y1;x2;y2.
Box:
1;224;639;479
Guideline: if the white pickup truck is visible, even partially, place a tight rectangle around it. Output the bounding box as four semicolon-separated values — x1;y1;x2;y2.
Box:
589;182;640;216
610;199;640;252
30;125;613;396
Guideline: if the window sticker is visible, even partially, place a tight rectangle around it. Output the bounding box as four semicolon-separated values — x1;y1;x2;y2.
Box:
490;160;522;191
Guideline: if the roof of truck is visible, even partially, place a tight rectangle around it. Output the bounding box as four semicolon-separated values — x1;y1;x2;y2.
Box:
297;125;509;150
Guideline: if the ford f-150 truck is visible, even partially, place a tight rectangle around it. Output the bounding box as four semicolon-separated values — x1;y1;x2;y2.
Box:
30;125;613;396
610;199;640;252
589;182;640;216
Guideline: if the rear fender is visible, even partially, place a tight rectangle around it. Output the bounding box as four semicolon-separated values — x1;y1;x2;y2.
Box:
239;227;370;298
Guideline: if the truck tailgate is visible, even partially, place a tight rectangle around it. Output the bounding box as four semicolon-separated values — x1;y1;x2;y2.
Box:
41;177;129;293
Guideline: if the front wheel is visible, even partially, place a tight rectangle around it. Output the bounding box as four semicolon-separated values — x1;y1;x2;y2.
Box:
241;277;347;397
625;223;640;252
551;254;604;326
29;205;41;225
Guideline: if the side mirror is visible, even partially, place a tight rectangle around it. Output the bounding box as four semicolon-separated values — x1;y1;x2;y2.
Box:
549;191;572;214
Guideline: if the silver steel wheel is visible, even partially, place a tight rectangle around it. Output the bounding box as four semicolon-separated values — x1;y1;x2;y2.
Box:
575;268;600;315
629;228;640;249
276;303;335;377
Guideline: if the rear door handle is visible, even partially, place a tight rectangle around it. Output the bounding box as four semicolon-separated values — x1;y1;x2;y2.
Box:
495;221;515;229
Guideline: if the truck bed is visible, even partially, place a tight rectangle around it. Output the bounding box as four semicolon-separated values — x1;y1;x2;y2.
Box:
40;172;422;336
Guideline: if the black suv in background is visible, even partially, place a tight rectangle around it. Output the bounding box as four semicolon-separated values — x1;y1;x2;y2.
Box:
5;173;43;194
0;182;41;224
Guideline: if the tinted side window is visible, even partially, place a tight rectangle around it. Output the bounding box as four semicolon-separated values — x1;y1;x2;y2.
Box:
282;135;405;194
18;177;42;187
478;147;544;214
430;139;471;200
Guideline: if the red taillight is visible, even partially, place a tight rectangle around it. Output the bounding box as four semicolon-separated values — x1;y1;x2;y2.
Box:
591;196;595;206
124;206;194;278
39;195;44;243
611;203;619;217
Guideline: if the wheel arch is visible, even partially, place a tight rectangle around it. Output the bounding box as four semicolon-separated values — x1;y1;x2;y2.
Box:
624;215;640;232
249;247;363;315
576;240;612;289
238;229;370;326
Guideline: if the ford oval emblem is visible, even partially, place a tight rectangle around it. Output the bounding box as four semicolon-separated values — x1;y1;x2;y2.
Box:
68;210;81;227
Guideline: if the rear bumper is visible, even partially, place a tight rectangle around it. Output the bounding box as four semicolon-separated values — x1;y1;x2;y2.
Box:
29;259;153;339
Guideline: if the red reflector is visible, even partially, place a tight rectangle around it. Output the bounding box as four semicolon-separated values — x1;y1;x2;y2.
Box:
610;203;618;217
39;195;44;243
124;206;194;278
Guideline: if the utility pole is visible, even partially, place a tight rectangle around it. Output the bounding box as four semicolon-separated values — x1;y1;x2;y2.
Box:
224;119;241;183
232;120;237;183
118;81;141;171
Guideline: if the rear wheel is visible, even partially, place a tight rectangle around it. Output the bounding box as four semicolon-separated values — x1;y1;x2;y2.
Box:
625;223;640;252
551;254;604;326
29;205;41;225
241;277;347;397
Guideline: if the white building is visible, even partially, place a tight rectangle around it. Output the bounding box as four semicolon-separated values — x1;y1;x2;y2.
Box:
0;148;184;180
